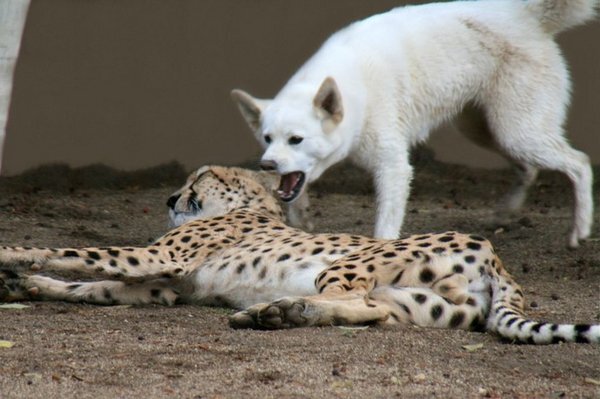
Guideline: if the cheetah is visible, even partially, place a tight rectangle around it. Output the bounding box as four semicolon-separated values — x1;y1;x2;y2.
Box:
0;165;598;344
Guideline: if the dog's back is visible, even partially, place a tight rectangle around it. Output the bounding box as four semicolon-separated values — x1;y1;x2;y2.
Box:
232;0;596;247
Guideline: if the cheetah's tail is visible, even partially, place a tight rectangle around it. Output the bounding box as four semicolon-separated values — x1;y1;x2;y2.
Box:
486;272;599;344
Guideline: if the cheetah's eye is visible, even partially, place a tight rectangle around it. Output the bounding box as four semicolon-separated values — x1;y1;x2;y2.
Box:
189;198;202;211
288;136;303;145
264;134;272;144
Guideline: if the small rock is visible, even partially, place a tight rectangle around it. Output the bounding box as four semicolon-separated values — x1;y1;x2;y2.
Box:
530;301;538;308
518;216;533;227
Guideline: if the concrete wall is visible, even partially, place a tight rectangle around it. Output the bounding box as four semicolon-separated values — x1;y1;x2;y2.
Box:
4;0;599;175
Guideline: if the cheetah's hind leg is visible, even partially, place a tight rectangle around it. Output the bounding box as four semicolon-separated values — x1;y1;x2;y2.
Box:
0;269;37;302
229;293;391;329
0;269;182;306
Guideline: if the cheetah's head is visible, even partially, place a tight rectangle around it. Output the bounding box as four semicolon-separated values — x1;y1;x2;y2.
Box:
166;165;284;227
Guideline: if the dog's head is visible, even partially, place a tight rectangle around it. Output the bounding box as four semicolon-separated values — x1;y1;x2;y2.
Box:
231;77;346;203
166;165;283;227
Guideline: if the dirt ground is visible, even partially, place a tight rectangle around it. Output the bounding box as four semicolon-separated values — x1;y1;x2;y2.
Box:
0;155;598;398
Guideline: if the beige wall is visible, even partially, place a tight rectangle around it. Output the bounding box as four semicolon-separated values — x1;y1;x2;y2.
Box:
4;0;599;175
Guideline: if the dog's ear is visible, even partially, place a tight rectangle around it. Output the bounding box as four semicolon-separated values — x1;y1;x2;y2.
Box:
313;77;343;126
231;89;269;131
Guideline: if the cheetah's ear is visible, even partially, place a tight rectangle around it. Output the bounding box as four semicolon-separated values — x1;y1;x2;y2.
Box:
231;89;271;132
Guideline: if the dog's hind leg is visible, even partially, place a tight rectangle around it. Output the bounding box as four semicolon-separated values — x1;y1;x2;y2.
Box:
481;61;593;248
455;104;540;217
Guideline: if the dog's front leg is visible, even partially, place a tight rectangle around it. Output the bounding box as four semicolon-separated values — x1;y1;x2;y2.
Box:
286;190;314;231
372;148;413;239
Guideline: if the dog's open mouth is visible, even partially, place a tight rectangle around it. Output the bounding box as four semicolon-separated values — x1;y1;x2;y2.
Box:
277;172;305;202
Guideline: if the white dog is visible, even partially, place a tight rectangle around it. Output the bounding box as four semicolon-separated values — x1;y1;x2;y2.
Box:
232;0;597;247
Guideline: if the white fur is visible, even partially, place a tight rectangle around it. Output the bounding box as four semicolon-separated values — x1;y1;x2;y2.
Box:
232;0;597;247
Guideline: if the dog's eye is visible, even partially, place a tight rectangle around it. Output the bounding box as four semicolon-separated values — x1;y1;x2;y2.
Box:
264;135;272;144
288;136;303;145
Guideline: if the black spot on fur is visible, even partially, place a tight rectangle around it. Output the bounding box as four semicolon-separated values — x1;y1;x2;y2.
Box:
127;257;140;266
383;252;397;258
430;305;443;321
343;273;357;282
150;289;161;298
312;247;324;255
391;270;404;285
108;249;120;257
419;268;435;283
87;251;101;260
466;242;482;251
367;265;375;273
505;317;519;327
575;324;591;343
63;250;79;257
438;236;454;242
181;236;192;243
412;293;427;304
464;255;476;264
277;254;290;262
452;264;464;273
469;316;487;332
236;263;246;273
449;311;465;328
252;257;261;268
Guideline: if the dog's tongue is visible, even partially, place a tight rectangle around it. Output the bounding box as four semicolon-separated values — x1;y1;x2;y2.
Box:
278;172;302;198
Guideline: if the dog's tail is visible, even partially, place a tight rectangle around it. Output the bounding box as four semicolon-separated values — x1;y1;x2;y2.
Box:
526;0;598;34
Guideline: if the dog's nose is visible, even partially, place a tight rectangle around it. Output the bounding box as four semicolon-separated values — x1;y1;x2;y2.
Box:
260;160;278;171
166;194;181;209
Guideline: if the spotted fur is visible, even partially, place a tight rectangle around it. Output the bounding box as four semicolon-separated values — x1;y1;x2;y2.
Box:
0;165;597;344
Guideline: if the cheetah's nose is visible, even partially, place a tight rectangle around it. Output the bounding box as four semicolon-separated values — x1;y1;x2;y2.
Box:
260;160;278;171
166;194;181;209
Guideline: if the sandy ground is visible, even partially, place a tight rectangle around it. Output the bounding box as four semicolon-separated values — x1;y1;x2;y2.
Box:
0;155;598;398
